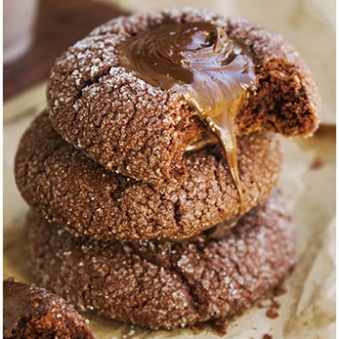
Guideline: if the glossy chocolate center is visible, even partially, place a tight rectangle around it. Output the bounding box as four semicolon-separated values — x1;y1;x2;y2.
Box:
118;20;255;205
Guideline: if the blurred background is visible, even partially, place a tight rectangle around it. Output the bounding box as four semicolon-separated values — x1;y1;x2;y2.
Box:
3;0;336;124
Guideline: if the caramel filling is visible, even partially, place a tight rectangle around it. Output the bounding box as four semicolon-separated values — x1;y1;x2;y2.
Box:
170;218;239;243
117;20;255;204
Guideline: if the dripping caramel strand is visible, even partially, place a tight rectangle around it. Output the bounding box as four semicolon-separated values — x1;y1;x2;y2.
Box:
183;90;247;210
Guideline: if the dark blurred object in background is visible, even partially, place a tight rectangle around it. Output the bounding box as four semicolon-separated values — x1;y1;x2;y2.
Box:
4;0;126;100
4;0;38;64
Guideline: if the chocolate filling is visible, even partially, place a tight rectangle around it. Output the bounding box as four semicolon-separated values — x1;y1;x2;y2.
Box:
117;20;255;202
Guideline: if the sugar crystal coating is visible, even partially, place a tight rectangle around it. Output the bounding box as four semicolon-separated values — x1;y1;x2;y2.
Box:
15;112;282;241
26;191;295;332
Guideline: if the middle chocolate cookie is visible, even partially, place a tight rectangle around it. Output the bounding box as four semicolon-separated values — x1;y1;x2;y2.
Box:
15;112;281;241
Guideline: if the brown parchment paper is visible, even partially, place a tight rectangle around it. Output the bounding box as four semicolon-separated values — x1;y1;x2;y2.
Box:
4;102;335;338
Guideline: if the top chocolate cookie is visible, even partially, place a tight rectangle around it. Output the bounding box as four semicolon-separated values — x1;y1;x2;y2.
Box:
47;8;319;186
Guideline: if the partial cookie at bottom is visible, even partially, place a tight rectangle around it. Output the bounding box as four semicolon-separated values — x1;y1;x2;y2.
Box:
3;280;93;339
26;191;295;332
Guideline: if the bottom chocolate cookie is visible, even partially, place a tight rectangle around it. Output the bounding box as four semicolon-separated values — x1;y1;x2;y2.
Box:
26;191;295;332
3;279;93;338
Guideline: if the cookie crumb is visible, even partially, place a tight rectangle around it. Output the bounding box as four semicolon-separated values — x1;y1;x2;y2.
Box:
213;317;229;335
262;334;273;339
310;156;325;170
265;299;280;319
273;284;287;297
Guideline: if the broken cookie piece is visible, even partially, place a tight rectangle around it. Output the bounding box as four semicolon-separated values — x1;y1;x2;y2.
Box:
3;279;93;339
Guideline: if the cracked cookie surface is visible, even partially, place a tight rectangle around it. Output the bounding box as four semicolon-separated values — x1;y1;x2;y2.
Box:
4;280;93;339
26;191;295;332
47;8;319;186
15;112;282;241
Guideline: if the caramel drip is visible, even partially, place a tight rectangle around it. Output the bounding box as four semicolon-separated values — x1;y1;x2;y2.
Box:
170;218;239;243
118;21;255;207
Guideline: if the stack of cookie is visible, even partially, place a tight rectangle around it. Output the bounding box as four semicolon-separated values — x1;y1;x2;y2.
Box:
15;9;319;332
